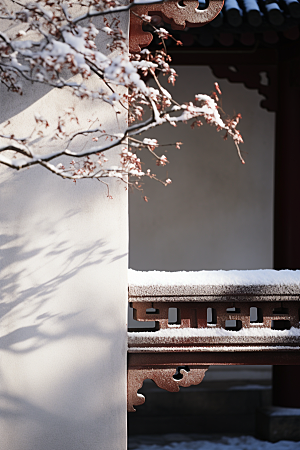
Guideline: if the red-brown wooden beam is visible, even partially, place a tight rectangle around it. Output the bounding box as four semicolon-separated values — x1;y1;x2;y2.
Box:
128;350;300;368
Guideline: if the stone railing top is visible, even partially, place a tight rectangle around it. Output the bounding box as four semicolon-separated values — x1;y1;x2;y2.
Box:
128;269;300;298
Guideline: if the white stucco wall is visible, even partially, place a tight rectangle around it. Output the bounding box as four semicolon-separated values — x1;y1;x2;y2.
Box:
0;11;128;450
129;65;275;271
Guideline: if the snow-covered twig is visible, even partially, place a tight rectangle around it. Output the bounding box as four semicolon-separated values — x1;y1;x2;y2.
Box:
0;0;244;193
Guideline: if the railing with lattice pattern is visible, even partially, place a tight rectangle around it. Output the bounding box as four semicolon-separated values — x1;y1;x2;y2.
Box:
127;270;300;412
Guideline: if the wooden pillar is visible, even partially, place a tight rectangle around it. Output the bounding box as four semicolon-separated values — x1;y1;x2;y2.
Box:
273;366;300;407
273;50;300;408
274;54;300;270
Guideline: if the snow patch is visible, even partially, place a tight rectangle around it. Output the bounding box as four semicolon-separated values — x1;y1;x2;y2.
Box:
133;435;300;450
269;407;300;417
128;269;300;297
128;346;300;353
129;269;300;288
128;326;300;340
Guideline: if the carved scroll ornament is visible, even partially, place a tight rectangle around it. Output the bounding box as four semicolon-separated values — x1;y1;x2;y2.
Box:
128;366;209;411
130;0;224;52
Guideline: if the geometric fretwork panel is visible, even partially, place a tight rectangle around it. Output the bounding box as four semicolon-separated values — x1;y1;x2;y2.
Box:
131;301;300;330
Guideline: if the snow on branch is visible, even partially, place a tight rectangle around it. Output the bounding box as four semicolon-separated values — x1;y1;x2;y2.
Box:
0;1;244;196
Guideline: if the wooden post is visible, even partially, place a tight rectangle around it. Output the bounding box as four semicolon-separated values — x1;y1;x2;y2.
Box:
273;49;300;408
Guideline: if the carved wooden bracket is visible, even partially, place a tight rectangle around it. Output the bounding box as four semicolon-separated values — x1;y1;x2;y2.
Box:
130;0;224;53
210;64;278;112
127;365;209;411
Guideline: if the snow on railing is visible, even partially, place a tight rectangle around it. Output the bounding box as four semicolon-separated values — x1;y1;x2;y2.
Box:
127;270;300;412
129;269;300;296
128;269;300;333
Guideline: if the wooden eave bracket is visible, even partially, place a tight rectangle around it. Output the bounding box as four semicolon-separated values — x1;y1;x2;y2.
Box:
129;0;224;53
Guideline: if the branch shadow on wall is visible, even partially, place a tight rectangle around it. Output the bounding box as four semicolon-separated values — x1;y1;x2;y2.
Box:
0;164;128;449
0;224;124;352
